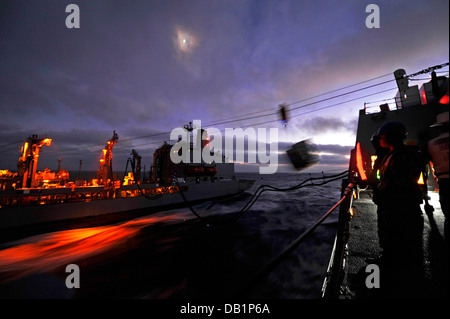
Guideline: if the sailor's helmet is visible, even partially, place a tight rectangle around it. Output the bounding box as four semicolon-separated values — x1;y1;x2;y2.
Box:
377;121;407;141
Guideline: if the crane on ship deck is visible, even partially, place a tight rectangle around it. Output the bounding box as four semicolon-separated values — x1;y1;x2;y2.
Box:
97;131;119;186
17;135;52;188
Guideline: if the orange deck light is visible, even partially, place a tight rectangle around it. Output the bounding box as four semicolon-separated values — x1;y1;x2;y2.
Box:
356;142;367;181
417;172;424;185
41;138;52;146
22;142;29;157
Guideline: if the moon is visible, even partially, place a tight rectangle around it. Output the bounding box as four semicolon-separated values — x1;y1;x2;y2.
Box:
174;27;197;55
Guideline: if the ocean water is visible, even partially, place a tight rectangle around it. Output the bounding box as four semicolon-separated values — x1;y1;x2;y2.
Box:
0;173;343;299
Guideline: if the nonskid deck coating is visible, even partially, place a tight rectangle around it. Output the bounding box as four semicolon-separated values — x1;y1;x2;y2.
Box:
342;190;449;298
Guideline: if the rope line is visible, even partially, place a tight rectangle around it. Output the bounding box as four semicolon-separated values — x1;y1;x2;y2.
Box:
172;170;349;225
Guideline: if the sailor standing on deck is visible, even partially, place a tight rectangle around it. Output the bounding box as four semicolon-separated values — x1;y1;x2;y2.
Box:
370;133;390;249
372;121;426;295
428;112;449;246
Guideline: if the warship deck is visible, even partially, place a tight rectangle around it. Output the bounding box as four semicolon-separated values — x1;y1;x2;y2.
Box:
341;189;449;299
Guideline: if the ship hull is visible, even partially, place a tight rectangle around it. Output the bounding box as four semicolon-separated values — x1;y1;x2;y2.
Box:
0;179;254;243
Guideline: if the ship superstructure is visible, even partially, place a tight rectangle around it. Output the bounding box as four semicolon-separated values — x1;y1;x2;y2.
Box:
322;64;449;298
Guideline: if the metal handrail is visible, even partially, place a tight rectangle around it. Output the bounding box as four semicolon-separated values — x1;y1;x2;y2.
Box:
321;179;354;299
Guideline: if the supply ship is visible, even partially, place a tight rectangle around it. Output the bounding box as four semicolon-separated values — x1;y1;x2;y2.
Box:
321;64;449;298
0;125;254;243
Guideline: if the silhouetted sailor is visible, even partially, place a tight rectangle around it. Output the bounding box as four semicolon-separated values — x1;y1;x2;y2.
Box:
372;121;426;295
369;132;390;250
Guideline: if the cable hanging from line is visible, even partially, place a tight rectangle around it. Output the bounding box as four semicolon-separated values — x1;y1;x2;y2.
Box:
229;170;349;222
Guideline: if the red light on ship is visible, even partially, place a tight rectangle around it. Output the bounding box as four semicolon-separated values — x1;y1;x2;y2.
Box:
356;142;367;181
421;89;428;105
439;93;449;104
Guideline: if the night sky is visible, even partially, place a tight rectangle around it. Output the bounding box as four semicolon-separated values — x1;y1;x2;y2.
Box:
0;0;448;174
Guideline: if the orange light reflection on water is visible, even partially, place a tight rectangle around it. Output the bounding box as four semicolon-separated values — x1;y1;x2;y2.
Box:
0;215;173;283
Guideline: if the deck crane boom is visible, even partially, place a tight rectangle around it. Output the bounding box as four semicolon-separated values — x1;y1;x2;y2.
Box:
97;131;118;185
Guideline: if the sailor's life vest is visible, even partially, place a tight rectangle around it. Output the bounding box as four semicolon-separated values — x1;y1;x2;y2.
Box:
373;145;425;208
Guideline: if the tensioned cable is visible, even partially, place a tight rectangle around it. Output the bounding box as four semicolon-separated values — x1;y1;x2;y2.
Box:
219;87;397;127
1;84;397;158
115;86;399;150
287;78;392;109
4;64;446;156
8;81;396;158
20;74;396;155
194;78;395;128
364;96;400;105
174;170;349;225
116;73;394;142
58;86;398;154
0;140;24;150
203;73;393;126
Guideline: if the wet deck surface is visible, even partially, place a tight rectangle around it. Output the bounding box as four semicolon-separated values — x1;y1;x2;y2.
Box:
343;190;449;299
